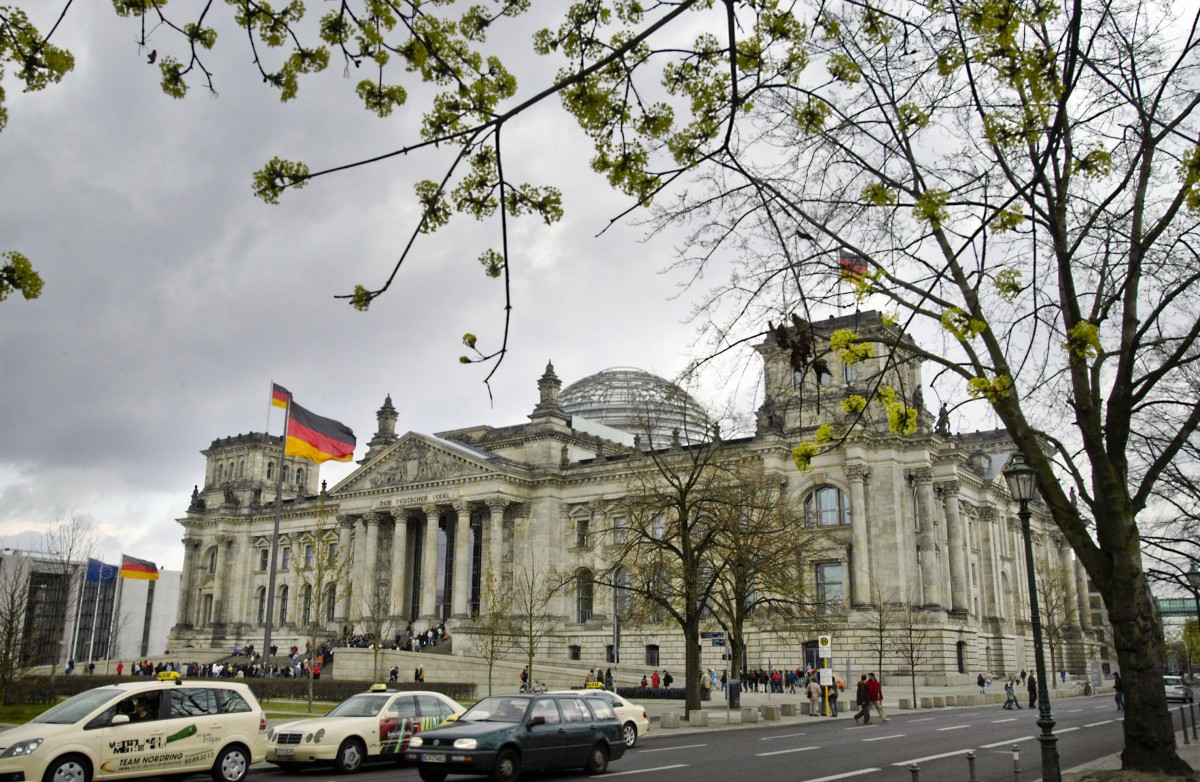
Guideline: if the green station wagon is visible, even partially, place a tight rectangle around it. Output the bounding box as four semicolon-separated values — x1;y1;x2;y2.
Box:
405;693;626;782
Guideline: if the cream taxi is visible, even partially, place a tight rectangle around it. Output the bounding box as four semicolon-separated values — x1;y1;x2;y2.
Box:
266;685;464;774
0;678;266;782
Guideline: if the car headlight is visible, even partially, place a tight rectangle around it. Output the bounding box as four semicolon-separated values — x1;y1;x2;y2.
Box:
1;739;43;758
314;729;325;743
452;738;477;750
408;737;424;748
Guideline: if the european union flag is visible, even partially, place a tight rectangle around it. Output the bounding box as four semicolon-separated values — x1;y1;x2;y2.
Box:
85;558;118;584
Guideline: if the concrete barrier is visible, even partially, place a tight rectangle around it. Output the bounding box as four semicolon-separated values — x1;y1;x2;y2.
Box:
932;696;945;707
920;697;934;709
687;710;707;727
898;698;913;710
660;712;680;729
761;704;782;721
741;707;760;723
781;703;797;717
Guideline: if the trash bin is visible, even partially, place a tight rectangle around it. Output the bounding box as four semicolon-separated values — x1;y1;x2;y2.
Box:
728;679;741;708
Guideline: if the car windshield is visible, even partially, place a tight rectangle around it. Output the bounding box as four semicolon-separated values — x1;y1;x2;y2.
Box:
460;697;528;723
33;688;123;725
1166;677;1185;686
326;694;389;718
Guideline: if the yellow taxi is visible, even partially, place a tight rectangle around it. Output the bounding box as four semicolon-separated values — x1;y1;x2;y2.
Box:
0;678;267;782
266;685;464;774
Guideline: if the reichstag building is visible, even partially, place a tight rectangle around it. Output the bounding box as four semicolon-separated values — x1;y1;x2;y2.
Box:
170;312;1105;682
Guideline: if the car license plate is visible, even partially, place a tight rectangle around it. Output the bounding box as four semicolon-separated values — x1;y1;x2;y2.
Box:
274;749;294;757
422;754;446;764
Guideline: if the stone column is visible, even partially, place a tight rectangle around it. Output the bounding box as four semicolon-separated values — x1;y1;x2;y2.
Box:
390;515;409;620
1057;537;1081;630
179;538;201;627
908;468;941;607
846;465;871;606
364;513;382;609
486;499;507;583
1074;558;1092;632
337;517;355;622
451;503;472;618
420;505;441;620
210;536;232;624
977;506;1000;617
938;480;969;614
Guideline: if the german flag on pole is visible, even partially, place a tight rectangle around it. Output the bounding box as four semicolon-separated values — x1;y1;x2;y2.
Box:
286;401;356;464
271;383;290;409
120;555;159;581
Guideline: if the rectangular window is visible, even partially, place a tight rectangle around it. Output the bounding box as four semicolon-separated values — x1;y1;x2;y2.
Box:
844;362;858;382
576;519;589;548
612;516;627;545
304;544;314;568
816;563;844;606
258;549;268;571
328;542;338;562
645;644;660;666
281;547;291;569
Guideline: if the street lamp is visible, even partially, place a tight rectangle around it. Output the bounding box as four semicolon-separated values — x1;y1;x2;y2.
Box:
1004;452;1061;782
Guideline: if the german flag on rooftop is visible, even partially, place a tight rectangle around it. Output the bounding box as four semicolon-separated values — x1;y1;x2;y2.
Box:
286;401;356;464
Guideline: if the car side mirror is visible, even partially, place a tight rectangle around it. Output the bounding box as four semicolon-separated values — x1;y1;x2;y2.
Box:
527;716;546;728
111;714;130;725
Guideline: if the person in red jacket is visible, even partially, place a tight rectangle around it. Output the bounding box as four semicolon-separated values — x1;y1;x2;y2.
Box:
866;673;889;722
651;670;661;688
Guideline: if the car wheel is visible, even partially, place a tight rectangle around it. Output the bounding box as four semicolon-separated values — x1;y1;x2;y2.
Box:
44;755;91;782
333;739;365;774
418;771;447;782
584;743;609;775
491;748;520;782
622;722;638;748
211;746;250;782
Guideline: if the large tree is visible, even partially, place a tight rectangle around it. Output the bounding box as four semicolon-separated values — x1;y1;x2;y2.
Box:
6;0;1199;770
291;494;352;708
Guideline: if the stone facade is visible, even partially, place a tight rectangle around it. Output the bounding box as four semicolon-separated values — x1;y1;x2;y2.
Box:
170;312;1103;683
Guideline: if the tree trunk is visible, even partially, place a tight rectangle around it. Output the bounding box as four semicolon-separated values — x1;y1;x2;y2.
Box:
1103;560;1190;773
684;618;701;714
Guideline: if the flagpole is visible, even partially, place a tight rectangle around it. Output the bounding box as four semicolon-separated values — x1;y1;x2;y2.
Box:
69;567;87;669
105;566;125;674
263;391;291;676
86;567;103;665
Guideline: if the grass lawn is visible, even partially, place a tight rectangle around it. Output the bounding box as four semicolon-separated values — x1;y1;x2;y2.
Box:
0;703;60;725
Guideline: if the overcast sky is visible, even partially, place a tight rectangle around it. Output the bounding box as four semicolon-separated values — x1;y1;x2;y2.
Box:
0;4;777;570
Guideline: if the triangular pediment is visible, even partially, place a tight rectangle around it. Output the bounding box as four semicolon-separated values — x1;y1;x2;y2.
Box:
333;433;492;494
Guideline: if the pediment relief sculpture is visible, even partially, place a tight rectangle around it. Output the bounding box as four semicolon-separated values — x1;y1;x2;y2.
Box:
365;439;485;488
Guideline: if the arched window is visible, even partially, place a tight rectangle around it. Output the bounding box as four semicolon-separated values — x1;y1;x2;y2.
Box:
283;465;290;483
279;586;289;624
238;459;245;478
216;464;224;482
297;468;304;488
267;461;274;480
256;587;266;626
207;548;217;574
302;585;312;625
576;569;594;624
326;585;337;622
805;486;852;526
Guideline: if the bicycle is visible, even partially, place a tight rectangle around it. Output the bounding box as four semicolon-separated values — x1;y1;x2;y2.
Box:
1071;680;1094;696
519;680;547;694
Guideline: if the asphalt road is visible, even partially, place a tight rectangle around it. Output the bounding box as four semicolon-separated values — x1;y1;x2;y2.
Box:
258;693;1127;782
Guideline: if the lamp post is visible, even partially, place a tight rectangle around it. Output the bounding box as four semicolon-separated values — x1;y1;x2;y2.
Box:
1004;452;1061;782
1187;568;1200;677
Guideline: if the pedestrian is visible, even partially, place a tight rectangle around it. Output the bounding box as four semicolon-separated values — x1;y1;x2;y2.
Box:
1113;672;1124;711
985;673;994;694
586;668;596;687
1003;677;1021;709
828;675;840;717
1020;669;1027;684
701;669;712;701
1027;672;1038;709
808;676;822;716
605;668;614;690
977;672;986;694
519;666;528;690
853;675;871;723
663;670;673;688
389;665;399;682
651;670;661;688
867;673;889;722
640;674;648;688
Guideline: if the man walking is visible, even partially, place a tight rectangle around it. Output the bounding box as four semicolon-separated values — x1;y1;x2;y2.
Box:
1027;672;1038;709
1113;672;1124;711
866;673;889;722
853;675;871;723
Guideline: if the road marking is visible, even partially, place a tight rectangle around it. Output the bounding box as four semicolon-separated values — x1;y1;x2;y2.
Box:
937;725;971;731
1058;727;1080;733
759;732;808;740
639;743;706;753
992;718;1017;723
892;749;971;766
757;746;821;757
1068;709;1083;713
1084;720;1114;727
802;770;881;782
981;736;1035;749
862;734;905;742
908;717;935;722
608;764;689;776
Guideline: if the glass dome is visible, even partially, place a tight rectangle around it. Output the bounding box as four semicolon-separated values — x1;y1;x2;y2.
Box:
559;367;710;448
